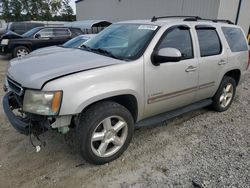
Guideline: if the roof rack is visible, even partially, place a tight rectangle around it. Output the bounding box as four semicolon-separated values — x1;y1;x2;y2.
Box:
151;16;201;22
188;17;234;24
151;16;234;25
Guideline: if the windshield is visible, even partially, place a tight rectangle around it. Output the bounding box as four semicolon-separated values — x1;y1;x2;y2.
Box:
83;24;159;60
63;36;89;48
22;27;41;37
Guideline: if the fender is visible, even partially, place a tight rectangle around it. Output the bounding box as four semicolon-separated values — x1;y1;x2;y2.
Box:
42;59;145;120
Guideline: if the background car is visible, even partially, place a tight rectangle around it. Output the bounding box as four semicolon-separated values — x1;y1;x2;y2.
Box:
0;22;45;36
0;26;83;58
30;34;96;56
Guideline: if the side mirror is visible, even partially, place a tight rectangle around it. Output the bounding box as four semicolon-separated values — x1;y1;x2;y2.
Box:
35;33;41;39
152;48;182;66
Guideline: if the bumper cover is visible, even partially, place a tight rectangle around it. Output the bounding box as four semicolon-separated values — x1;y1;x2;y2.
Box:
0;45;10;55
2;92;50;135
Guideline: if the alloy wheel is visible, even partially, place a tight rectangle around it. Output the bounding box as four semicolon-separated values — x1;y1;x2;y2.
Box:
91;116;128;158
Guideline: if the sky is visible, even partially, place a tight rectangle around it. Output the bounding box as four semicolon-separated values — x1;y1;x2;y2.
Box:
69;0;76;14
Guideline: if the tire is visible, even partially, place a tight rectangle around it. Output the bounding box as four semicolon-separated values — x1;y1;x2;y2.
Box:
76;101;134;165
212;76;236;112
13;46;30;58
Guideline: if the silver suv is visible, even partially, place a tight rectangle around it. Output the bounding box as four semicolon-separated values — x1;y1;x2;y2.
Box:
3;16;249;164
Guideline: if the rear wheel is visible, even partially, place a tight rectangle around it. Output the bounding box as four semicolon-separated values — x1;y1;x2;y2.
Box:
212;76;236;112
13;46;30;58
77;101;134;165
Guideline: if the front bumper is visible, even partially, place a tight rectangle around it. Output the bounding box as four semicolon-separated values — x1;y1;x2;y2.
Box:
0;44;10;55
2;92;50;135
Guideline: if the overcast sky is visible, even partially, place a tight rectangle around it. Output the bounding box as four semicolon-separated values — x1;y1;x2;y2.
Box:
70;0;76;14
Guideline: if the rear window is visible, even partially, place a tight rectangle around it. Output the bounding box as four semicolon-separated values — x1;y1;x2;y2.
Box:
222;27;248;52
196;29;222;57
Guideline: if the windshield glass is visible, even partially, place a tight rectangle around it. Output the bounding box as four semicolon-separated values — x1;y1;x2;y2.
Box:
22;27;41;37
83;24;159;60
63;36;89;48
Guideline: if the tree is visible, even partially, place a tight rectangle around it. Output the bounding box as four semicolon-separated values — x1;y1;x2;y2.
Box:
61;0;74;21
2;0;12;21
10;0;23;21
0;0;76;22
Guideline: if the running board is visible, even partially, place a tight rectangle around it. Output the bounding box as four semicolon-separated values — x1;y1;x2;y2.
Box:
135;99;213;128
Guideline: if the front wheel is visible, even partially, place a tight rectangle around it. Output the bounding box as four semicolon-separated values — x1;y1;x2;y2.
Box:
77;101;134;165
13;46;30;58
212;76;236;112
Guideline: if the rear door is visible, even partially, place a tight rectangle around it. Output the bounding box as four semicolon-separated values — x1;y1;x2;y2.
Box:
194;25;227;102
51;28;72;45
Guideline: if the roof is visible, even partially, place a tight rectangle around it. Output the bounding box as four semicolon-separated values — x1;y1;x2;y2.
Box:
64;20;112;29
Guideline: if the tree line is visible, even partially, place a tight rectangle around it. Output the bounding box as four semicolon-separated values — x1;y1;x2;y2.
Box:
0;0;76;22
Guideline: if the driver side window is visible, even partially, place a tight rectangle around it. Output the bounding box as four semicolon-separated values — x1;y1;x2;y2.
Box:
157;26;194;60
36;28;54;38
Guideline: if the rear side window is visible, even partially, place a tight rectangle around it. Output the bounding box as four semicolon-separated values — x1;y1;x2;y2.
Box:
196;28;222;57
53;28;71;37
222;27;248;52
157;26;193;60
70;28;83;36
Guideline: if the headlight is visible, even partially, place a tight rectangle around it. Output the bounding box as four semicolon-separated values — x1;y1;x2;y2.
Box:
1;39;9;45
23;90;62;116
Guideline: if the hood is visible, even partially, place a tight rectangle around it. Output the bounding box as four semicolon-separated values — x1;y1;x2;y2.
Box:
1;31;23;39
30;46;66;56
8;48;124;89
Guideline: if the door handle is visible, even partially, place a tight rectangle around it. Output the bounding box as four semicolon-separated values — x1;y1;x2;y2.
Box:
218;60;227;65
185;66;197;72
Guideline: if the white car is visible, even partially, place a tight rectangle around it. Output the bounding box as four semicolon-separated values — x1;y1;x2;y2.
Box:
3;16;249;165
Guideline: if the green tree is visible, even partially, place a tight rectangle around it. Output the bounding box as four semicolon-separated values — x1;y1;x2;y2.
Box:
10;0;23;21
0;0;75;22
2;0;12;21
61;0;74;21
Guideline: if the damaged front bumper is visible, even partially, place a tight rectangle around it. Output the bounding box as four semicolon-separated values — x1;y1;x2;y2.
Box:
3;92;52;135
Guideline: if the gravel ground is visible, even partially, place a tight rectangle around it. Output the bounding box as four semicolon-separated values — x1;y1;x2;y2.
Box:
0;56;249;188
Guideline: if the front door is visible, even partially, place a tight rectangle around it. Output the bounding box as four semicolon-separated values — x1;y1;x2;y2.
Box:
33;28;55;49
144;25;199;118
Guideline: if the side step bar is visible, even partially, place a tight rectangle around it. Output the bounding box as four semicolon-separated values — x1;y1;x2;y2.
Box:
135;99;213;128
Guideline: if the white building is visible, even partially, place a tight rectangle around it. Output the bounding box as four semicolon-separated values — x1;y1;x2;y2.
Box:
75;0;250;36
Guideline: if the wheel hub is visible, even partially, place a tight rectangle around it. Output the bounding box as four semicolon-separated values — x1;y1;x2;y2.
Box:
104;130;115;140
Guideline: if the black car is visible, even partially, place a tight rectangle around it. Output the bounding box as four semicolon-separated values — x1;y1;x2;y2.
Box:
0;26;83;58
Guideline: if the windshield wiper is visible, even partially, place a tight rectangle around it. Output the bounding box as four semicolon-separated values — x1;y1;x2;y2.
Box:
80;44;93;51
93;48;123;60
80;46;124;60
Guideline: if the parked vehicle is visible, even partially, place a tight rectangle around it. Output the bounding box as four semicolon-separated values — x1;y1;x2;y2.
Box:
30;34;96;56
0;20;7;34
3;16;249;165
0;26;83;58
65;20;112;34
0;22;44;36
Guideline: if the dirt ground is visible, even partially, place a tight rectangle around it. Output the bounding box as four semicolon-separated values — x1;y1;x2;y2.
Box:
0;56;249;188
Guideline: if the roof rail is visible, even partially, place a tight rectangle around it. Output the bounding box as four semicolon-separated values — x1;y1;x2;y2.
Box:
197;18;234;24
151;16;201;22
151;16;234;25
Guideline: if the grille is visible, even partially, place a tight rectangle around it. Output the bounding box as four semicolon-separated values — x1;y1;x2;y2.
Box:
7;77;24;96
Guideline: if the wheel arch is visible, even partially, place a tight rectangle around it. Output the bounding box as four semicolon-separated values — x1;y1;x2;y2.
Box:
224;69;241;86
79;93;139;123
11;42;32;52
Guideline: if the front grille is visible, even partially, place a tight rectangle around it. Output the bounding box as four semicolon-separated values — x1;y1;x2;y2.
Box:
7;77;24;96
